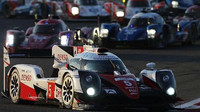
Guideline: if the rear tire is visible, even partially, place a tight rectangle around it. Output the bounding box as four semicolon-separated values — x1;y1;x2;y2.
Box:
61;74;74;109
9;69;21;103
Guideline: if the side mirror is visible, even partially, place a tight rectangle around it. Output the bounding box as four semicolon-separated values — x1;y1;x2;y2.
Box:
146;62;156;69
114;71;121;76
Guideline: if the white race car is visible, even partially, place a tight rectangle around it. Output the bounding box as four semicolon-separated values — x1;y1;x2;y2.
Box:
2;45;177;110
58;0;110;21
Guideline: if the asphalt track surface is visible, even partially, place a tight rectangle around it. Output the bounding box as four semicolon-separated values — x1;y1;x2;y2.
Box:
0;15;200;112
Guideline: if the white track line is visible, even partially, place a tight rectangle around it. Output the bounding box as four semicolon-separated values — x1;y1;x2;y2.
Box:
175;98;200;109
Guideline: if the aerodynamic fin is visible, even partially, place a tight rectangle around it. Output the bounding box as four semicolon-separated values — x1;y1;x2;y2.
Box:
3;47;10;67
1;47;10;97
52;45;84;65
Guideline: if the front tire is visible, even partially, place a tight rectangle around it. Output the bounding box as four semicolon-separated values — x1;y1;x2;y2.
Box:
61;74;74;109
187;24;197;45
155;33;168;48
9;69;21;103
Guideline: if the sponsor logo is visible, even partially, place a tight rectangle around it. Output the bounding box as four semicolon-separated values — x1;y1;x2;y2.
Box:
123;80;132;86
125;87;137;95
57;54;68;61
33;36;47;42
21;74;32;81
125;29;135;35
104;89;117;94
114;77;134;81
163;75;170;82
56;89;61;98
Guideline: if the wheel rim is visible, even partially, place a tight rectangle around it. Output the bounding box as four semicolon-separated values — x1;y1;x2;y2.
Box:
9;72;20;103
62;76;74;106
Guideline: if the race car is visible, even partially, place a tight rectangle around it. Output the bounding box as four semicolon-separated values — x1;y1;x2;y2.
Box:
152;0;197;18
57;0;110;21
93;12;172;48
172;5;200;45
0;0;52;18
4;18;78;56
2;45;177;110
125;0;153;20
92;11;200;48
104;1;126;23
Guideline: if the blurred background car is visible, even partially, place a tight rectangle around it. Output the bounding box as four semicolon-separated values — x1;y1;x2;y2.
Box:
104;0;126;23
56;0;110;22
124;0;153;21
4;18;73;56
173;5;200;45
0;0;52;18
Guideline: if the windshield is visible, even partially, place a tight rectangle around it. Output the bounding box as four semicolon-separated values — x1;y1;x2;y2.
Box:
128;18;154;27
80;0;98;5
33;24;63;34
127;0;150;7
83;60;129;74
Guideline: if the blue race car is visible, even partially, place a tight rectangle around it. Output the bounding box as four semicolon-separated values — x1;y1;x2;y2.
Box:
93;12;172;48
173;5;200;45
0;0;51;18
93;11;199;48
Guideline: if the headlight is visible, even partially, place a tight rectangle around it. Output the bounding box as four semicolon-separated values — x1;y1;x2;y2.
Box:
100;29;109;38
86;75;93;82
116;11;124;17
147;29;156;39
60;35;69;46
6;34;14;46
87;87;95;96
166;87;175;96
172;1;179;8
71;7;79;15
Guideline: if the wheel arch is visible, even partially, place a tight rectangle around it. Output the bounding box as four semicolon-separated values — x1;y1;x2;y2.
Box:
162;24;170;37
7;67;18;97
7;67;17;79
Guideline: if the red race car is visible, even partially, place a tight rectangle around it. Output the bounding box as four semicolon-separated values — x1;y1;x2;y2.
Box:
104;1;126;23
4;18;74;56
